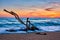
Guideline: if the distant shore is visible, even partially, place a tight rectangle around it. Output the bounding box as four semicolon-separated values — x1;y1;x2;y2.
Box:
0;32;60;40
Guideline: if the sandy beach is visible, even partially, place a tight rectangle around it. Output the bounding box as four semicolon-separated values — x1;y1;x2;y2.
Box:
0;32;60;40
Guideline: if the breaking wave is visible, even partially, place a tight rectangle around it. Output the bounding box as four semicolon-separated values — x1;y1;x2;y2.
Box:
0;18;60;33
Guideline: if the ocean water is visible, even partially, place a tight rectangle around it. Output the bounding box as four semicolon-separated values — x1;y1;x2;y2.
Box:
0;17;60;34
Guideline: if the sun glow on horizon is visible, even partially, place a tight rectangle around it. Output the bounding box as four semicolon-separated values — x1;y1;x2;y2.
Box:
0;8;60;18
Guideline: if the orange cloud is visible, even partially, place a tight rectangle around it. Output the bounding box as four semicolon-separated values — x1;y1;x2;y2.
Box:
0;8;60;18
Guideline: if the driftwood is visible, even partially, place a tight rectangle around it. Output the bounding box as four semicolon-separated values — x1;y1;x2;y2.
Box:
4;9;39;31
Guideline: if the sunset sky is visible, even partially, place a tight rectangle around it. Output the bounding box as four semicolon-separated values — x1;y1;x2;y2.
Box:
0;0;60;18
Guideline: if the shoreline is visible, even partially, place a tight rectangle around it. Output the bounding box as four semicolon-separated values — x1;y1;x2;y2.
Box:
0;32;60;40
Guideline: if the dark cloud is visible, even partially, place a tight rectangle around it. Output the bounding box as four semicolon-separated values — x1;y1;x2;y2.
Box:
45;8;54;11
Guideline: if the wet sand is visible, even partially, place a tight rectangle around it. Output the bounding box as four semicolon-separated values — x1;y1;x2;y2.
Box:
0;32;60;40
